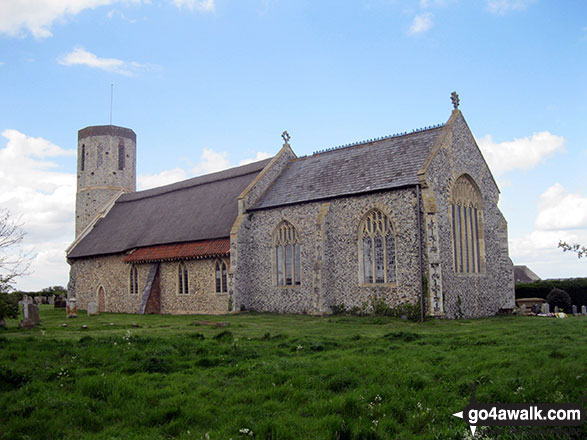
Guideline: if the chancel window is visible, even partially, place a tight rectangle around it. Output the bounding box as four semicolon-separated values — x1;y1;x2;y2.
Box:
274;221;301;286
360;209;396;284
451;175;484;274
178;261;189;294
215;259;228;293
129;265;138;295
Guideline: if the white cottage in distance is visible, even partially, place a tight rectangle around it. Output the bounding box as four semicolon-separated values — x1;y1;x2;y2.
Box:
66;93;515;318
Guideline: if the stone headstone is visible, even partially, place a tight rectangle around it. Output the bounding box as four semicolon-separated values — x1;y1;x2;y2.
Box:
572;305;578;316
554;306;559;313
87;301;99;316
20;303;40;328
532;304;540;314
48;295;55;305
41;297;48;304
66;298;78;318
541;303;550;314
33;296;42;305
519;304;527;315
582;305;586;315
54;295;66;308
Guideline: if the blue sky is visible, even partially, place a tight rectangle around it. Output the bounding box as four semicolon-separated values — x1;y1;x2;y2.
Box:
0;0;585;290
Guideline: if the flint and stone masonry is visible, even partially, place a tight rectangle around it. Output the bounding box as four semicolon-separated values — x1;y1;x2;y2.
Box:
67;97;515;318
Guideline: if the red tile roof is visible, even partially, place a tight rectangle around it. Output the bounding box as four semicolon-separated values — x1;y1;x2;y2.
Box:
124;238;230;263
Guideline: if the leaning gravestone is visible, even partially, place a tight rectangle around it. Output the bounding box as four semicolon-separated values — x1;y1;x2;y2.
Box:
519;304;527;316
572;305;578;316
541;303;550;314
87;302;99;316
582;305;586;315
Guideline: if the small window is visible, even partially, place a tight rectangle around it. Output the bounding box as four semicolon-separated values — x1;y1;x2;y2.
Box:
118;141;125;170
178;262;189;294
359;209;396;284
274;221;301;286
81;144;85;171
215;260;228;293
97;144;103;168
129;265;139;295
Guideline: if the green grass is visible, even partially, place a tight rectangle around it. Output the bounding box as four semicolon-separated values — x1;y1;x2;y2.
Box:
1;306;586;439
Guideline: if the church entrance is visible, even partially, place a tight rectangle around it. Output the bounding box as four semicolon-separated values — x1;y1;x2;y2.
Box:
97;286;105;312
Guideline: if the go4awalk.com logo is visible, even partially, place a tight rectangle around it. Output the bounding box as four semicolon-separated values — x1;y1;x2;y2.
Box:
452;388;585;437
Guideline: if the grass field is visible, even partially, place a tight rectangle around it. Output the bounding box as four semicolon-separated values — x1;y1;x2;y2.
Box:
1;306;585;439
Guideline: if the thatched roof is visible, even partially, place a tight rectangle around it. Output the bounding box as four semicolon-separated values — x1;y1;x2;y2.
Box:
68;159;271;259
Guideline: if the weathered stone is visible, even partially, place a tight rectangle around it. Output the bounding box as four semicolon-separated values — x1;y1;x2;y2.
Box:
554;306;559;313
66;298;78;318
541;303;550;314
191;320;230;328
582;305;586;315
87;301;98;316
519;304;527;315
572;305;578;315
48;295;55;305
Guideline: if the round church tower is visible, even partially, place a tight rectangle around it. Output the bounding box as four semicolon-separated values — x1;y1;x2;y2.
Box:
75;125;136;238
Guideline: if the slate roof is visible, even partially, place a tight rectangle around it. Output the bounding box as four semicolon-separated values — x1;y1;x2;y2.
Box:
251;125;444;210
124;238;230;264
68;159;271;259
514;265;541;284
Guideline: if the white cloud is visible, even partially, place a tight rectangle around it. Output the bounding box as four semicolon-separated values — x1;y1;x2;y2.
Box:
408;13;433;35
0;0;119;38
509;183;587;278
239;152;271;166
0;129;76;291
58;47;158;77
535;183;587;230
477;131;565;176
138;168;188;190
172;0;215;12
193;148;232;174
486;0;536;15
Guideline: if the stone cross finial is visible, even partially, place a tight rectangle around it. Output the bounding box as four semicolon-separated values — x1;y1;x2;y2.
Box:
281;130;291;145
451;91;460;109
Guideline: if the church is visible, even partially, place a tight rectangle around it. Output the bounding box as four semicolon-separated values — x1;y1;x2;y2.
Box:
66;94;515;319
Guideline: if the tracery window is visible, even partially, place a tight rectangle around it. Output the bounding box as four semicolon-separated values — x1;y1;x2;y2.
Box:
178;261;189;294
360;209;396;284
129;265;139;295
215;259;228;293
451;175;484;274
274;221;301;286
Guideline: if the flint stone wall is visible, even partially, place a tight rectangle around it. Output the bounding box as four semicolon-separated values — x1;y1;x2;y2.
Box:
69;255;229;314
235;188;423;314
423;112;515;318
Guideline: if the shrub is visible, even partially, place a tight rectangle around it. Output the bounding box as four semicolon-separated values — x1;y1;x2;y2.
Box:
0;291;19;322
546;288;572;312
330;304;347;315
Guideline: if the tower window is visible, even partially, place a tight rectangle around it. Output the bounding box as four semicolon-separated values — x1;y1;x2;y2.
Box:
81;144;85;171
97;144;103;168
118;141;125;170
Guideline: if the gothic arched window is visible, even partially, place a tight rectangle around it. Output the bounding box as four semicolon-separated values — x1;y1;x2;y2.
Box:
129;265;138;295
215;259;228;293
359;209;396;284
178;261;189;294
274;221;301;286
450;175;484;274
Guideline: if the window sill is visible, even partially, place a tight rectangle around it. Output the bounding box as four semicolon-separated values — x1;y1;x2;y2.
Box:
361;283;397;287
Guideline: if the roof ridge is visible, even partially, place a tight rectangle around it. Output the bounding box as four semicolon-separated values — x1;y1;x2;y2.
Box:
120;157;272;203
305;123;444;157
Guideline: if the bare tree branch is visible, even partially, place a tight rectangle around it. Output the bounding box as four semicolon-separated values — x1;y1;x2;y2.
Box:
0;208;34;291
558;241;587;259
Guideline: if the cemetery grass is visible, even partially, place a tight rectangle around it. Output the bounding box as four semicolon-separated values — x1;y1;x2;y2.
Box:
0;307;585;440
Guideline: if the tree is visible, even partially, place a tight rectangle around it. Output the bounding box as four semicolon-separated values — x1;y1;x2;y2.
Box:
546;288;572;313
558;241;586;258
0;208;32;292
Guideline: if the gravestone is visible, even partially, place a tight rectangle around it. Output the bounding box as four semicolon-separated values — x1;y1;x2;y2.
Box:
33;296;42;305
48;295;55;305
572;305;578;316
87;302;99;316
519;304;527;315
54;295;66;308
66;298;78;318
554;306;559;313
41;296;48;304
541;303;550;314
582;305;586;315
532;304;540;314
20;303;40;328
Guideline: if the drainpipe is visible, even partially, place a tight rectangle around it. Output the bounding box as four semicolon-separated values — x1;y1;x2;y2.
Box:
416;185;425;322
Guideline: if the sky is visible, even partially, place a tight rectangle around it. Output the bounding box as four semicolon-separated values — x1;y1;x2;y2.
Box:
0;0;585;291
